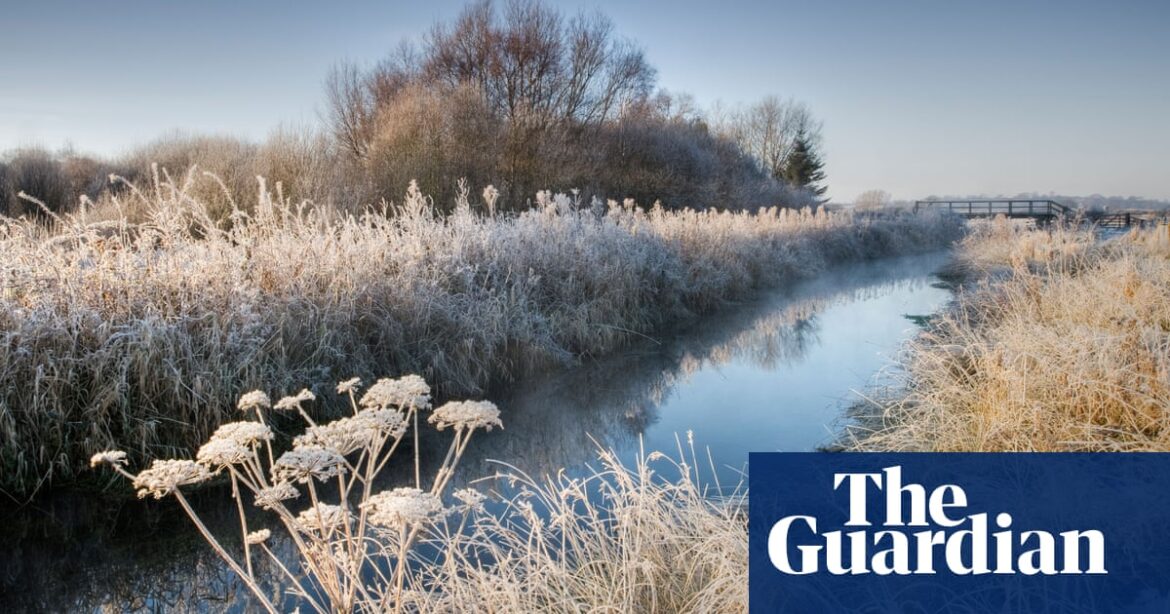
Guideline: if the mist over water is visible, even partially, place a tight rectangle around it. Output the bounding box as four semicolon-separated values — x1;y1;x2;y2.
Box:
482;249;952;486
0;251;952;612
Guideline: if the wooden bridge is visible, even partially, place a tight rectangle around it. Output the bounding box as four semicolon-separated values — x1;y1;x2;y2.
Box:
913;199;1166;229
913;199;1070;221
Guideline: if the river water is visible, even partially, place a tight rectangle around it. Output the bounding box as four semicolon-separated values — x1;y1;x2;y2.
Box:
0;250;952;612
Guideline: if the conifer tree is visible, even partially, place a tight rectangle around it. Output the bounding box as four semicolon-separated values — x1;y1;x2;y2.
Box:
778;130;828;199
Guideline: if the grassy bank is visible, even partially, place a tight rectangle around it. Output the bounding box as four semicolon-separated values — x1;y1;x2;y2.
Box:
0;174;961;494
846;219;1170;451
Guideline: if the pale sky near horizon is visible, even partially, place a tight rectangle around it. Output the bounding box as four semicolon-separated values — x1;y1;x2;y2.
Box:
2;0;1167;202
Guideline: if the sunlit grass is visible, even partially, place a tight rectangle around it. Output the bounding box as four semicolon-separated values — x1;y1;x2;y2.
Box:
847;220;1170;451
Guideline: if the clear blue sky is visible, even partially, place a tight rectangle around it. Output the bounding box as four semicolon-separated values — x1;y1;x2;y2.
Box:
3;0;1167;202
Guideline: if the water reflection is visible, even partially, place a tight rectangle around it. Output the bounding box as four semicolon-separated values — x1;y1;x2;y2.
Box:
0;251;951;612
474;249;951;485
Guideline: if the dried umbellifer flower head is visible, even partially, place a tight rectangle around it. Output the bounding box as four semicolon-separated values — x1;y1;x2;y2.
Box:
245;529;271;545
89;450;128;468
336;377;362;394
295;504;352;534
360;375;431;409
362;487;445;528
274;388;317;411
254;482;300;510
132;459;212;499
237;390;271;413
211;421;273;446
272;446;347;484
428;400;503;432
196;438;251;468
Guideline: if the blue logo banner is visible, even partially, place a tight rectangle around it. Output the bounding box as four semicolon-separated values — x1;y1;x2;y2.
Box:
748;453;1170;613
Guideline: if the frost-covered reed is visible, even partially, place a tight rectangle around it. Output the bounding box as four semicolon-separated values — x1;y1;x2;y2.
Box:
0;171;961;493
93;375;746;613
845;220;1170;451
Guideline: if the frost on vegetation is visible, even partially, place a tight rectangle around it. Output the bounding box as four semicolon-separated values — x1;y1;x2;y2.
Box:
89;450;128;468
275;388;317;411
237;391;272;413
91;371;748;612
295;503;352;534
272;446;348;484
196;437;251;468
428;400;502;432
91;373;524;613
362;487;446;529
245;529;271;545
293;410;407;454
3;172;961;499
211;421;273;446
846;223;1170;454
360;375;431;409
132;459;212;499
254;482;300;510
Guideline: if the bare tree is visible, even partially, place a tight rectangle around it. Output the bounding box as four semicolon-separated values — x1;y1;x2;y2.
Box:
854;189;892;210
317;0;805;211
717;96;821;179
423;0;653;128
416;0;655;197
324;61;376;160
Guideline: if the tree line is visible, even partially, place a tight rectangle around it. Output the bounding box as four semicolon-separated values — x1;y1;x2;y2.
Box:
1;0;829;219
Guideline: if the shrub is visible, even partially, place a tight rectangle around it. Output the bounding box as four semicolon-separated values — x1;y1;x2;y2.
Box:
1;147;72;217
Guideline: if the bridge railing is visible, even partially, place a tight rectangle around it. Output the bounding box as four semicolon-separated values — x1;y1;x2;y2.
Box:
912;200;1169;229
913;199;1070;218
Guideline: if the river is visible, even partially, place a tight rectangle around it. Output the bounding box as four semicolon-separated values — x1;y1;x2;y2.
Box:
0;250;952;612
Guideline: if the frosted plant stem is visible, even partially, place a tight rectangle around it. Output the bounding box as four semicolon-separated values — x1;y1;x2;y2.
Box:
259;544;326;614
230;472;255;578
412;405;420;489
173;491;279;614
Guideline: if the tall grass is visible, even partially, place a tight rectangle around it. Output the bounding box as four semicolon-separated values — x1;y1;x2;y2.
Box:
0;172;961;494
845;219;1170;451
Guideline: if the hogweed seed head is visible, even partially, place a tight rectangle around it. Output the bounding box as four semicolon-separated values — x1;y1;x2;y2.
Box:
90;450;128;469
453;487;487;512
360;375;431;409
294;409;408;454
336;377;362;394
254;482;300;510
363;487;445;528
428;400;503;432
357;408;409;438
211;421;273;446
238;390;271;413
245;529;271;545
272;447;347;484
295;504;352;534
275;388;316;411
196;438;251;468
132;459;212;499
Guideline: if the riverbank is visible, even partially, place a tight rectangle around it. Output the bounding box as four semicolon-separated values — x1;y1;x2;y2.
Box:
845;219;1170;451
2;250;955;612
0;176;963;495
